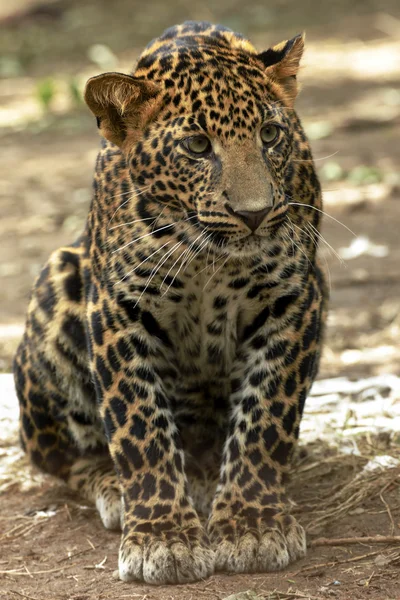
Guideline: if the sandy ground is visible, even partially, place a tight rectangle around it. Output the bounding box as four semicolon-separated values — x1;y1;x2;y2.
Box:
1;0;400;598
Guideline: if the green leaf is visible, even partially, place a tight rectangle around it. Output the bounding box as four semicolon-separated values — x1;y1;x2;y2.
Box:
36;78;56;112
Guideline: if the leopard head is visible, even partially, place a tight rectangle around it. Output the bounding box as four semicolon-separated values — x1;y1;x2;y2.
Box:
85;23;317;258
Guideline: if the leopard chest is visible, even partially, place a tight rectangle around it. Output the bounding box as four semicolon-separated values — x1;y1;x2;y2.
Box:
166;286;239;380
151;268;257;400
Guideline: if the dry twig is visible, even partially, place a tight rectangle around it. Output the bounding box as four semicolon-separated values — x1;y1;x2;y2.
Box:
57;544;98;563
379;492;395;535
310;535;400;547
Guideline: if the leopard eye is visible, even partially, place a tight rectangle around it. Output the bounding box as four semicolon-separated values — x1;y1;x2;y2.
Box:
260;124;279;146
185;135;212;156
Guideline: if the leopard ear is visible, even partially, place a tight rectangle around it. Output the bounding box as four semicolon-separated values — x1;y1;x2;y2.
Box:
257;34;305;106
84;72;159;147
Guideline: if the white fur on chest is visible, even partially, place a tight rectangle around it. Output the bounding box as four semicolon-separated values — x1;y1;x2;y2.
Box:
157;267;246;381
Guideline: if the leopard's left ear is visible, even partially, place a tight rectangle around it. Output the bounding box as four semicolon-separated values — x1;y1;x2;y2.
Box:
257;34;305;106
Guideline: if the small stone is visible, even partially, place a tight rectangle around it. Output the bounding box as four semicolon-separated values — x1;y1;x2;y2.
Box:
374;554;392;567
319;588;339;597
349;507;365;515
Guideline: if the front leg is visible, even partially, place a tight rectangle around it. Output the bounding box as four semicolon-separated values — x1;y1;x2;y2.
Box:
208;276;324;573
88;297;214;584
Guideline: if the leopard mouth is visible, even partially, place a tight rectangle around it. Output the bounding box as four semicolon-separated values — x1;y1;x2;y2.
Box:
182;207;284;258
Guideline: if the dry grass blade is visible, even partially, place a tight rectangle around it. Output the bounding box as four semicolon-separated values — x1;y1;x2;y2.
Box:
291;549;383;576
303;466;400;533
0;564;77;576
258;590;323;600
0;519;45;541
8;591;40;600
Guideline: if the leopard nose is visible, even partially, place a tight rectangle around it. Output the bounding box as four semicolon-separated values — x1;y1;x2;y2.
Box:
232;206;272;232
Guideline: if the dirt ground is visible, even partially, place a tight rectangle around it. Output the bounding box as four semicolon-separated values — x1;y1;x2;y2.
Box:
1;0;400;599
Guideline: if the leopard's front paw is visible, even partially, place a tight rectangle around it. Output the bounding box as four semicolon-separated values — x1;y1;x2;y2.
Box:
209;514;306;573
118;531;215;584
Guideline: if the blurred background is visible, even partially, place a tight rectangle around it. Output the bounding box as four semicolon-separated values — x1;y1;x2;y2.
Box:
0;0;400;380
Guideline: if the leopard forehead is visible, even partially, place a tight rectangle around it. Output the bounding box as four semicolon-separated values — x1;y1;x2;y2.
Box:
136;21;261;75
134;23;287;125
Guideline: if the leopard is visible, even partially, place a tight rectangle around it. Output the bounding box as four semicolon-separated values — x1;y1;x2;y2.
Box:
14;21;328;585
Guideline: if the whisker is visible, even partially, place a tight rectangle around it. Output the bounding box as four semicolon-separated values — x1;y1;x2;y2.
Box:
298;223;333;292
108;185;149;202
203;253;230;290
179;230;206;274
160;226;213;295
150;202;173;232
110;216;158;230
114;240;172;285
110;199;168;232
206;233;213;270
182;230;210;273
109;212;197;231
193;249;226;278
286;219;315;271
132;240;183;308
268;105;295;113
190;232;213;265
184;231;213;267
283;222;296;259
112;223;174;254
212;245;217;273
290;220;319;253
108;185;152;224
321;247;332;295
160;240;198;291
181;214;199;224
213;238;225;272
292;151;339;163
306;221;345;266
288;202;356;237
162;239;204;297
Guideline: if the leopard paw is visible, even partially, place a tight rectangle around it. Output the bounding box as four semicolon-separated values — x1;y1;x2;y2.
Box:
118;533;215;584
211;515;306;573
95;486;122;530
68;458;123;530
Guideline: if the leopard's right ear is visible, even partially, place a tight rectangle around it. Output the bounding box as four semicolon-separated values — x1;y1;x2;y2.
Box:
84;72;160;147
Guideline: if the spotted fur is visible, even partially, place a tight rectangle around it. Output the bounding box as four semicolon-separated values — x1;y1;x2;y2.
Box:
14;21;328;584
